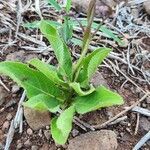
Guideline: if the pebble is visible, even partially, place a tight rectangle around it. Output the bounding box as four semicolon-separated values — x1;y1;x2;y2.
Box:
31;145;39;150
72;129;79;137
2;121;10;131
24;139;32;147
0;4;4;9
16;143;23;150
27;128;33;135
6;113;13;121
11;85;20;93
46;126;50;130
38;129;42;137
44;130;51;140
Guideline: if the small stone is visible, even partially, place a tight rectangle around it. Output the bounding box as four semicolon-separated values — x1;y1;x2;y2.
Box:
24;139;31;147
68;130;118;150
72;129;79;137
44;130;51;140
2;121;9;131
17;143;23;149
38;129;43;137
27;128;33;135
24;107;51;130
46;126;50;130
31;145;39;150
139;117;150;133
0;142;4;150
11;85;20;93
143;1;150;15
6;113;13;121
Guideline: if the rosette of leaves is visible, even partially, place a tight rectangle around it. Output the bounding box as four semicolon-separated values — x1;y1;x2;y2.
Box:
0;0;123;145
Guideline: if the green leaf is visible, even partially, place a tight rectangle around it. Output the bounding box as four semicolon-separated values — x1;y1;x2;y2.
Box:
65;0;72;13
74;86;124;114
60;17;73;42
78;48;111;86
40;20;73;81
47;0;62;11
29;58;67;87
69;82;95;96
23;94;60;112
100;26;123;45
0;61;65;101
51;106;75;144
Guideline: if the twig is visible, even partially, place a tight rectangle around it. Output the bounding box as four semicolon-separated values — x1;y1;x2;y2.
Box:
109;116;127;125
74;117;95;131
133;130;150;150
0;79;10;92
4;120;15;150
131;106;150;117
93;93;150;129
134;113;140;135
4;91;26;150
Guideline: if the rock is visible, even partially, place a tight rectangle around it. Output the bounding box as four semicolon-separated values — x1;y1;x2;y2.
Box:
0;142;4;150
68;130;118;150
0;86;7;106
11;85;20;93
24;107;51;130
27;128;33;135
91;72;108;87
2;121;9;131
72;129;79;137
72;0;116;18
0;4;4;9
6;113;13;121
24;139;32;147
31;145;39;150
143;0;150;15
139;117;150;133
16;143;23;150
44;130;51;140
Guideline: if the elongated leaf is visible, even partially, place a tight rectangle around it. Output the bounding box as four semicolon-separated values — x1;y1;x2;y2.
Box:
40;20;72;81
78;48;111;86
23;94;60;112
47;0;61;11
69;82;95;96
0;61;65;101
51;106;75;144
65;0;72;13
74;86;124;114
29;58;67;87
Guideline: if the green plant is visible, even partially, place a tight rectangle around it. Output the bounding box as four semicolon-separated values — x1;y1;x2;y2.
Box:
0;0;123;145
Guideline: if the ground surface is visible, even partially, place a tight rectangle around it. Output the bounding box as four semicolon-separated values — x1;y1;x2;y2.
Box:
0;0;150;150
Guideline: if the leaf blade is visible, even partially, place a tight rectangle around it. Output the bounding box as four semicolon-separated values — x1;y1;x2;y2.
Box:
74;86;124;114
23;94;60;112
40;20;73;81
0;61;65;101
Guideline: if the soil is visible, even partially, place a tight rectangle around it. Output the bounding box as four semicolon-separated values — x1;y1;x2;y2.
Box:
0;0;150;150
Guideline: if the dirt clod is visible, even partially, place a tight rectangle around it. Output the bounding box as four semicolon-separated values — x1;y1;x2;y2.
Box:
68;130;118;150
44;130;51;140
31;145;39;150
24;139;32;147
6;113;13;121
24;107;51;130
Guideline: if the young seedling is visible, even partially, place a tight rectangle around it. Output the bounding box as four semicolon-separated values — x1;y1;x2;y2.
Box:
0;0;123;145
